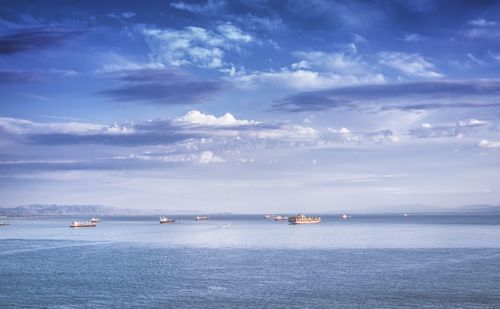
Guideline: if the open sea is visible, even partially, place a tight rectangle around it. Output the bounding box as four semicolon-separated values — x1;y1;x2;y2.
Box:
1;214;500;308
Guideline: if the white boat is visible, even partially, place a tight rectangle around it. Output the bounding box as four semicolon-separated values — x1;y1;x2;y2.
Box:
194;215;209;221
403;213;410;217
160;216;175;224
0;222;9;226
341;213;352;220
274;215;289;221
90;217;101;223
265;214;277;219
70;221;96;228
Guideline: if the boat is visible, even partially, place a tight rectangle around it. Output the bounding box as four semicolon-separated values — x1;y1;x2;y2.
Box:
160;216;175;224
90;217;101;223
194;215;209;221
0;222;9;226
265;214;277;219
288;214;321;224
341;213;352;220
70;221;96;228
403;213;410;217
274;215;289;221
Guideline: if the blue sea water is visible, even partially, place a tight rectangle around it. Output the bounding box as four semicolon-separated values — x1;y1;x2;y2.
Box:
1;214;500;308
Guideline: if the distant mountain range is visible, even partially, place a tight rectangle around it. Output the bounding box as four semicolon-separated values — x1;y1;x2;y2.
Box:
353;204;500;214
0;204;141;217
0;203;499;217
459;204;500;213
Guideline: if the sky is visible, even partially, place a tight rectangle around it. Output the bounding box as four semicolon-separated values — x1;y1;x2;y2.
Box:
1;0;500;212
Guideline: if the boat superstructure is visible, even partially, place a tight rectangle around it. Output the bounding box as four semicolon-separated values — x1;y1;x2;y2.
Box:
70;221;97;228
288;214;321;224
160;216;175;224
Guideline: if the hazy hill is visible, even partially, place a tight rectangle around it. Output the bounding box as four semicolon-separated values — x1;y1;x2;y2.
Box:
0;204;142;216
0;204;202;216
459;204;500;213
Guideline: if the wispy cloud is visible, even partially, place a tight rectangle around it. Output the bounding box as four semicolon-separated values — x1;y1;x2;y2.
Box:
0;28;86;55
98;69;224;104
274;80;500;112
400;33;425;42
378;52;443;79
478;139;500;148
409;119;489;139
0;70;41;83
170;0;225;14
468;19;498;27
141;23;253;69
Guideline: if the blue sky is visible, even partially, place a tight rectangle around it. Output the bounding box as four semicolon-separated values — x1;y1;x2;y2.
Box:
1;0;500;212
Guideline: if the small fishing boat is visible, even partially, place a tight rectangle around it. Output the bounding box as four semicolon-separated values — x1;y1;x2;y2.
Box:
160;216;175;224
341;213;352;220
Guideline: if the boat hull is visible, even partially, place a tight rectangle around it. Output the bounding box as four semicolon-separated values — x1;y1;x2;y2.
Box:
160;221;175;224
70;224;96;228
289;220;321;224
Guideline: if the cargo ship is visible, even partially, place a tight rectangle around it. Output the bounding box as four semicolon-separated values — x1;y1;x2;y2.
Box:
70;221;97;228
194;215;209;221
160;216;175;224
288;214;321;224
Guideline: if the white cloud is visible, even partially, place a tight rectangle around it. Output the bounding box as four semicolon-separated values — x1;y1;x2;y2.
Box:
410;119;490;139
293;50;366;74
458;119;487;127
378;52;443;79
0;117;134;135
231;68;384;91
468;19;498;27
478;139;500;148
326;127;399;144
175;110;258;126
141;24;252;69
217;23;252;42
170;0;224;14
198;150;224;164
464;28;500;39
248;124;318;142
402;33;424;42
114;150;224;164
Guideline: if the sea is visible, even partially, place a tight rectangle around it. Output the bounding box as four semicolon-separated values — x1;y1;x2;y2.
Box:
1;214;500;308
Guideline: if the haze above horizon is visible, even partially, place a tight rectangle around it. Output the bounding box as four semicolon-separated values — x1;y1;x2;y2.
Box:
1;0;500;212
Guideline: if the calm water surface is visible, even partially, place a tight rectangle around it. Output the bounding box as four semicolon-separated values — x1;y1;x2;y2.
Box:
1;214;500;308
